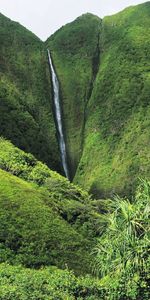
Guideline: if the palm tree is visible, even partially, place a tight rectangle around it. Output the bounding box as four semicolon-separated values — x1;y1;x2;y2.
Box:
93;179;150;299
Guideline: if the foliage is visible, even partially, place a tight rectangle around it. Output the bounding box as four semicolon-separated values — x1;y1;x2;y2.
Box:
0;263;104;300
1;3;150;196
0;137;104;239
93;179;150;299
0;167;93;273
0;180;149;299
0;13;60;171
0;138;108;274
0;3;150;299
46;2;150;197
46;14;102;178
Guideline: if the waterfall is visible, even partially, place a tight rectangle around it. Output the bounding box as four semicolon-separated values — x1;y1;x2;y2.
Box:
47;49;69;179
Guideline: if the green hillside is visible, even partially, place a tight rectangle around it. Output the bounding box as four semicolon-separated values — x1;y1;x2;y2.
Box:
75;2;150;197
77;2;150;197
0;168;91;272
0;2;150;299
0;138;104;274
0;139;149;299
46;2;150;197
0;13;60;171
1;3;149;196
46;13;102;179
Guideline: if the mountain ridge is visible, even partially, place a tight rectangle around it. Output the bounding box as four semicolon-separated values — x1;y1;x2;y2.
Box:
46;1;150;197
0;3;150;298
0;1;150;196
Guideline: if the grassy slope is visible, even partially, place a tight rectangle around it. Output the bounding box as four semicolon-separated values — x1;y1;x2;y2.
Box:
73;2;150;197
0;168;92;273
0;138;105;274
0;13;60;171
46;14;102;179
0;179;149;300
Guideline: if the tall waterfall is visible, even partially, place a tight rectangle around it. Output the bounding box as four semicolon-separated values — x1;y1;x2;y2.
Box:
47;49;69;179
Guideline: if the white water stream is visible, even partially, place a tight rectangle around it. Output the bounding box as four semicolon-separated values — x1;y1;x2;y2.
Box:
47;50;69;179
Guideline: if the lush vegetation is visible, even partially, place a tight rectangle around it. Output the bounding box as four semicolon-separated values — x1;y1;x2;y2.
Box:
0;2;150;299
1;3;149;195
46;3;150;197
2;170;97;274
0;138;106;274
75;2;150;197
46;14;102;178
0;13;60;171
0;138;149;298
0;264;104;300
93;179;150;299
0;162;149;299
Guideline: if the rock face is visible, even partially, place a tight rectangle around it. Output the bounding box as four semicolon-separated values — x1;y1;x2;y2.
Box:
47;3;150;197
0;2;150;197
46;13;102;179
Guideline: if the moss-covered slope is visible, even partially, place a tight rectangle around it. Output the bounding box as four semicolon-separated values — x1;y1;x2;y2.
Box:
75;2;150;197
0;2;150;196
46;14;102;179
0;138;104;273
0;179;149;299
46;2;150;197
0;168;92;272
0;13;60;171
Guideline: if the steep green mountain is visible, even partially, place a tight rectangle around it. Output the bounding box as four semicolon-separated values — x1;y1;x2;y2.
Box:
75;2;150;197
0;3;150;299
47;2;150;197
46;14;102;179
1;3;149;196
0;13;60;171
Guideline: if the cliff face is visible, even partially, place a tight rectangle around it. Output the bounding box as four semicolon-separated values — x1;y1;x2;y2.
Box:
0;2;150;197
47;3;150;197
74;2;150;197
0;13;60;171
0;5;149;296
46;14;102;179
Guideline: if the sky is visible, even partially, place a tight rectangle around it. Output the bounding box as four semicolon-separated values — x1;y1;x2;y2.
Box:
0;0;148;41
